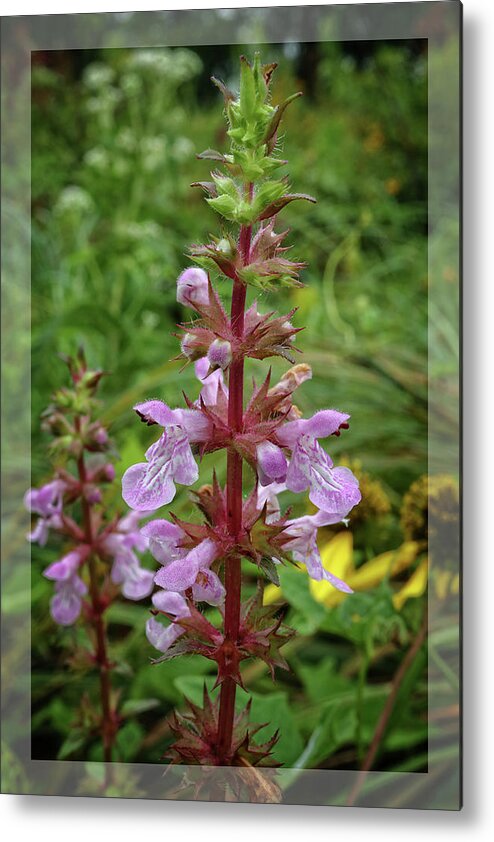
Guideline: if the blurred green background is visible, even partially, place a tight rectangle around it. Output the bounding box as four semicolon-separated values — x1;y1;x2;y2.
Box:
19;39;459;802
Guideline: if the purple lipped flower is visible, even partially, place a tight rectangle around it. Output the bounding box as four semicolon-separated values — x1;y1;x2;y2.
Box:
194;357;228;406
43;548;87;581
257;481;354;592
50;575;88;626
257;481;287;523
146;590;190;654
283;514;353;593
121;400;200;511
256;441;288;486
274;410;360;513
43;548;89;625
103;510;154;600
207;338;232;370
24;479;66;546
142;519;225;606
176;267;209;308
153;536;221;602
110;550;154;600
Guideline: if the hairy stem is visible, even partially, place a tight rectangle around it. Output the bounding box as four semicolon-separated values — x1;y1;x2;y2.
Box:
217;202;252;763
75;423;115;764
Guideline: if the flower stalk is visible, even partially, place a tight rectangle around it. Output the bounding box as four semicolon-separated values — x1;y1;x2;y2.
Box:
122;53;362;795
75;436;115;763
26;349;155;763
217;211;252;762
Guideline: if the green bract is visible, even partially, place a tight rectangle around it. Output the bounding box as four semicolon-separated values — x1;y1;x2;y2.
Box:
195;52;314;291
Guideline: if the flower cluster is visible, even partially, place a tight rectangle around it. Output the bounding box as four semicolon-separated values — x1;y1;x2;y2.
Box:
26;349;154;627
119;54;361;777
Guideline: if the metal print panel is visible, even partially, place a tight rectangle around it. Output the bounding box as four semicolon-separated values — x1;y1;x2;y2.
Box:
1;2;462;809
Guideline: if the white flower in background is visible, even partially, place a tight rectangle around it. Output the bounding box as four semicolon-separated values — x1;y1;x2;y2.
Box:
84;147;109;171
125;48;201;82
114;221;162;241
126;49;173;75
86;87;122;115
171;137;194;161
116;128;137;152
141;310;160;329
120;73;142;96
83;62;115;90
54;186;94;216
141;136;167;171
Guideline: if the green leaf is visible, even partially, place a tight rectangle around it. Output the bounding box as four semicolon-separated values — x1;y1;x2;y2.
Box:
289;699;357;772
120;698;160;718
115;721;143;762
295;656;354;705
136;657;213;704
57;729;87;760
249;691;304;767
320;582;408;656
239;55;258;119
279;566;325;634
260;557;281;587
173;675;216;706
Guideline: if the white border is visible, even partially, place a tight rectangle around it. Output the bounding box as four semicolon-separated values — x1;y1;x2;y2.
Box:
2;0;494;839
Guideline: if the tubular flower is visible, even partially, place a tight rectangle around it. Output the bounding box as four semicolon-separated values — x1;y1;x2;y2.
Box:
283;515;353;592
24;479;66;545
146;591;190;654
207;338;232;371
257;481;356;592
176;267;210;308
102;510;154;600
142;519;225;606
194;357;228;406
275;411;361;513
121;400;201;511
256;440;288;486
43;548;89;625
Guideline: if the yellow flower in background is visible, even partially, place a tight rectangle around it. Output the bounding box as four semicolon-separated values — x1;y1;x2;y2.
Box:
264;473;459;613
263;531;422;610
392;557;428;611
311;534;421;608
363;122;384;153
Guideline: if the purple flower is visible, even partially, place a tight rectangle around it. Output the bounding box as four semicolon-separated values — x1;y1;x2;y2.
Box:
257;481;287;523
276;409;349;450
256;441;288;486
110;550;154;600
24;479;66;546
207;338;232;370
176;267;209;308
50;576;87;626
257;481;354;592
146;590;190;654
121;401;200;511
153;534;222;603
43;548;85;581
142;519;225;606
194;357;228;406
43;549;88;625
284;515;353;593
103;511;154;601
275;411;360;514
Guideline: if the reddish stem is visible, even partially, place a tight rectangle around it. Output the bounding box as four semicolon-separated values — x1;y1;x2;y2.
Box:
75;422;115;764
216;200;252;763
